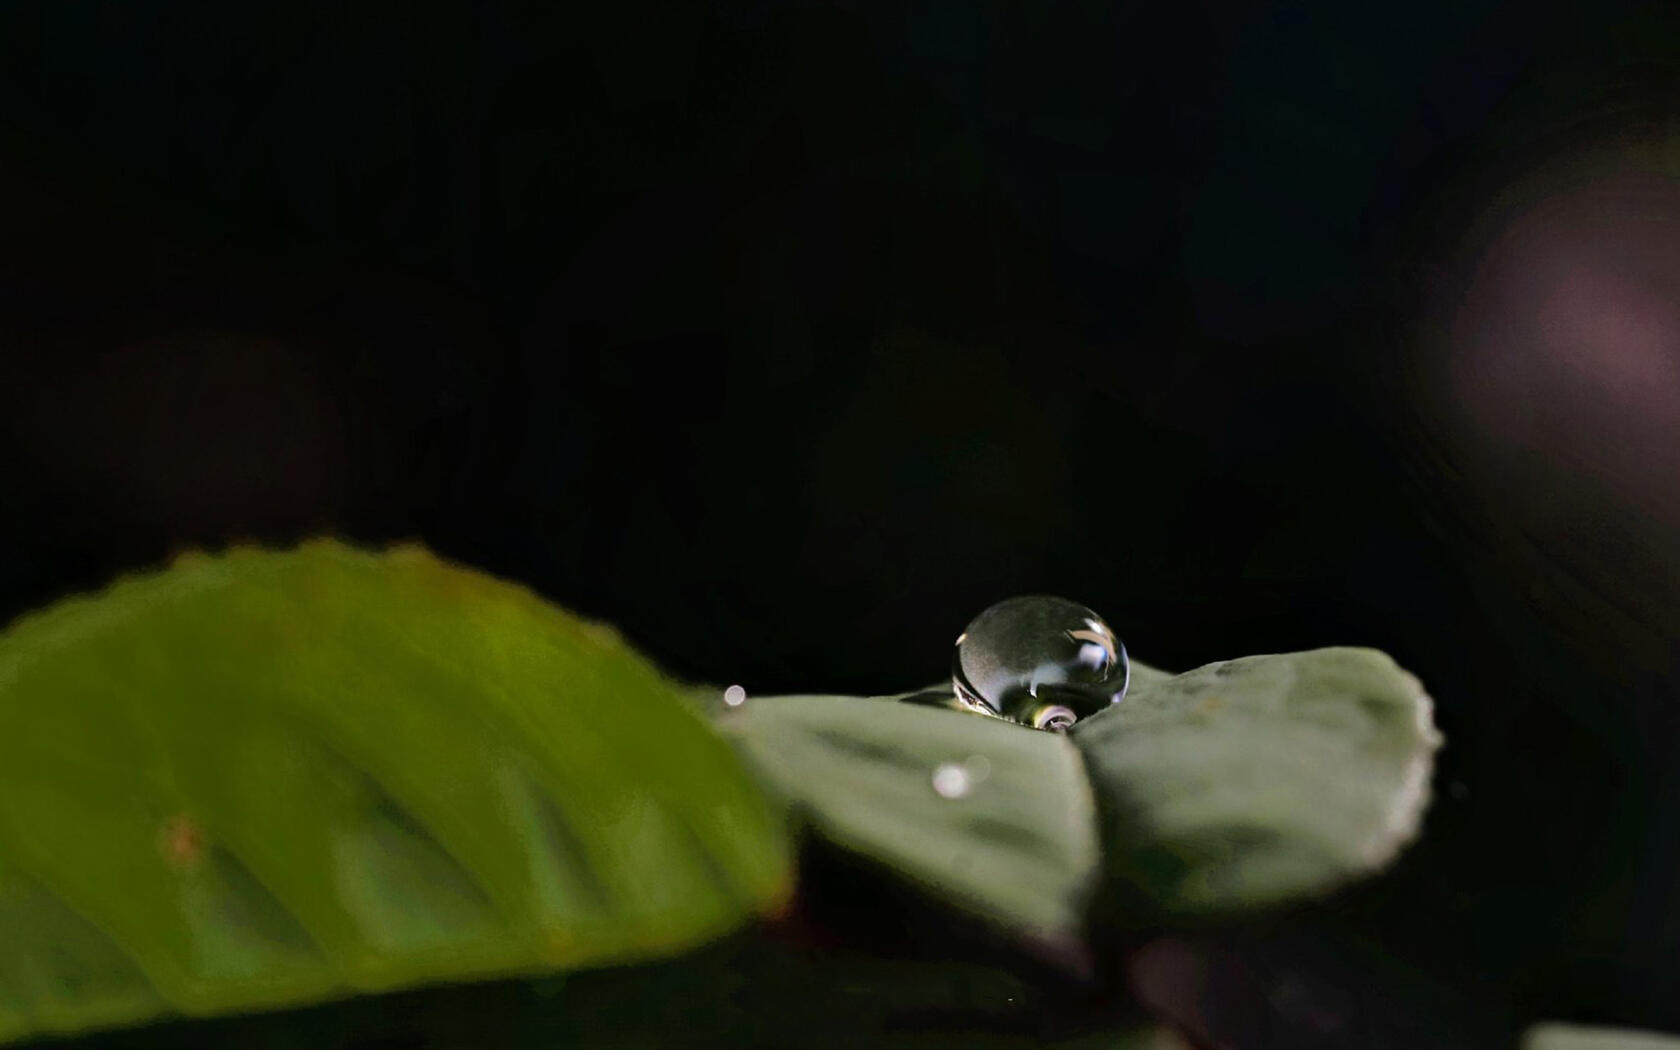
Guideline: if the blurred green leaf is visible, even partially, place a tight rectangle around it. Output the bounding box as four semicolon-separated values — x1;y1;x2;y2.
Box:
1072;648;1441;916
1524;1023;1680;1050
0;542;790;1046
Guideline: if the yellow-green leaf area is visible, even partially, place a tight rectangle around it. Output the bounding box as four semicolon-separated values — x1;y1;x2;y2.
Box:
0;541;790;1045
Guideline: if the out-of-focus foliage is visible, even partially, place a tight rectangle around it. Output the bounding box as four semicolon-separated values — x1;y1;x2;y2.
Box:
17;930;1186;1050
1525;1023;1680;1050
0;543;790;1045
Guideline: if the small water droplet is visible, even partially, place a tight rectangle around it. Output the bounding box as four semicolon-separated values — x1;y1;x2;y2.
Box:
964;754;992;782
952;595;1129;728
722;684;747;708
931;762;973;799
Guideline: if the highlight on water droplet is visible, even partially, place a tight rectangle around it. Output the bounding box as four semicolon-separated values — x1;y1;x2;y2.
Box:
1028;703;1078;732
722;684;747;708
931;761;973;799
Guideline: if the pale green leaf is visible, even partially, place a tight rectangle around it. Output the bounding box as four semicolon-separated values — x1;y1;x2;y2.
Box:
1524;1023;1680;1050
718;693;1099;945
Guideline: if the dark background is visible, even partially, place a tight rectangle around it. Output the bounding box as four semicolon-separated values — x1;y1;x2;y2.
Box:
4;2;1680;1046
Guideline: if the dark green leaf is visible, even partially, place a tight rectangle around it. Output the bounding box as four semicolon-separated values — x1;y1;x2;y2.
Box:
27;930;1181;1050
0;542;790;1045
718;694;1099;945
1072;648;1441;916
718;649;1438;938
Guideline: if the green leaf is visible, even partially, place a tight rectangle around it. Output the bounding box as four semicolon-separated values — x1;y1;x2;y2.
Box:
1524;1024;1680;1050
717;649;1439;941
717;694;1099;946
1072;648;1442;916
0;541;791;1046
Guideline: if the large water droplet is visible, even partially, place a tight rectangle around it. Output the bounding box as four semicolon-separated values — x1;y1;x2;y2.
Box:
952;595;1128;728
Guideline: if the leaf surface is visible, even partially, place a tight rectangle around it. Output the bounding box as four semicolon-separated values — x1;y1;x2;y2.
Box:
1072;648;1441;915
721;647;1440;934
718;694;1099;945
